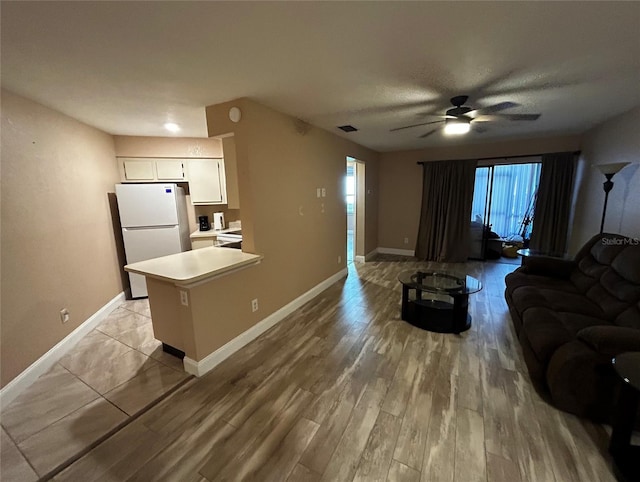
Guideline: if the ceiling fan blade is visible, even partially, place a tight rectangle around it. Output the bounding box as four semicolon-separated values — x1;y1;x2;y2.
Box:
419;126;442;139
474;113;541;122
499;113;541;121
467;101;519;117
390;120;444;132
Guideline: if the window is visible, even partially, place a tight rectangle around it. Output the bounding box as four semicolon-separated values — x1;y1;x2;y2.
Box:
472;162;541;239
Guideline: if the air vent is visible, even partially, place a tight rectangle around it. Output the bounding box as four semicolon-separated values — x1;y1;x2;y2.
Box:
338;125;358;132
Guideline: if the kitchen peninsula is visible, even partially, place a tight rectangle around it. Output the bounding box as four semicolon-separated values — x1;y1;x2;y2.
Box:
125;246;262;375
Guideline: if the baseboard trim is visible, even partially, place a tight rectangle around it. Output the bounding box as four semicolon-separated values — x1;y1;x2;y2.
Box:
354;249;378;263
183;268;348;377
365;248;379;261
0;292;125;406
377;247;415;257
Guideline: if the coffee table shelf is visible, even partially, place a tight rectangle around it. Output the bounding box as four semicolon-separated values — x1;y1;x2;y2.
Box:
398;271;482;334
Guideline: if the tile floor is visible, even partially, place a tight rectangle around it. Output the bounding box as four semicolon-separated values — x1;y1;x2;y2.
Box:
0;299;191;481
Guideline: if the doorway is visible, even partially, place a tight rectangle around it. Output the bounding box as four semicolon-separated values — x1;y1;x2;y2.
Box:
346;158;365;264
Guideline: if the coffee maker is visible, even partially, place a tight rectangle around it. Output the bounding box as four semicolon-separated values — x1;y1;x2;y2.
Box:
198;215;211;231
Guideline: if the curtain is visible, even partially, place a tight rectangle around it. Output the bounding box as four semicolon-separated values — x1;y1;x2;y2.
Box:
529;152;576;254
415;159;477;262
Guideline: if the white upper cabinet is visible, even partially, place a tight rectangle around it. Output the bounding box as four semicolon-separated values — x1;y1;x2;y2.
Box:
117;157;230;206
188;159;227;205
122;159;155;181
155;160;186;180
120;158;185;182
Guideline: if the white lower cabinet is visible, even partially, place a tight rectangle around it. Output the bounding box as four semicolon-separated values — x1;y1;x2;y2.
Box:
191;238;216;250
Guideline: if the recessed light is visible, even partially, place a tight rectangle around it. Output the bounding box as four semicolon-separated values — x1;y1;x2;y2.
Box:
164;122;180;133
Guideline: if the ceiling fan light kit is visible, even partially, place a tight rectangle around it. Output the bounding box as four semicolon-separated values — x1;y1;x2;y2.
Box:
390;94;541;139
444;117;471;135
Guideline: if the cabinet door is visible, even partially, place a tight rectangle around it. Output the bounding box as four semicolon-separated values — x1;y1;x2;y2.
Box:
191;238;215;250
189;159;225;204
156;160;185;180
123;159;155;181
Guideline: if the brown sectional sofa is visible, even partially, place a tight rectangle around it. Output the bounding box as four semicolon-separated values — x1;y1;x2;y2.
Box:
505;233;640;422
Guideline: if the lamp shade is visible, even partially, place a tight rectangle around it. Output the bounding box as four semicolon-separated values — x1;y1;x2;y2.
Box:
595;162;631;175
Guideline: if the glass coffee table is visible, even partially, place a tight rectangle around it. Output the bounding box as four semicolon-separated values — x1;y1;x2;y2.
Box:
398;270;482;334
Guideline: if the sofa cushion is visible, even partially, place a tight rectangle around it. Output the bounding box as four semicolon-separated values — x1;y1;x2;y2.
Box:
611;245;640;284
505;270;577;298
522;308;606;365
586;269;640;321
511;286;604;319
577;325;640;356
615;302;640;329
569;238;628;292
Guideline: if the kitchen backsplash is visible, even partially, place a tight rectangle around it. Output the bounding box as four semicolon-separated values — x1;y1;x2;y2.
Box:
191;204;240;232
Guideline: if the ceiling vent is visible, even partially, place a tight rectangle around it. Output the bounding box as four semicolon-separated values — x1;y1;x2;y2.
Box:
338;125;358;132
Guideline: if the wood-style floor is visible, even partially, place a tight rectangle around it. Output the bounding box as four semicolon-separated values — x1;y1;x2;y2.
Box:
54;256;617;482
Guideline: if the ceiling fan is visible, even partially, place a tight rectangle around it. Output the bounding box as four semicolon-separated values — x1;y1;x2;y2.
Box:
390;95;541;138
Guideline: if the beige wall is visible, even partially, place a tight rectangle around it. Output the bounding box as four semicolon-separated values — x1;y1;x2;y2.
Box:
377;135;582;250
569;107;640;254
1;90;122;386
179;98;379;360
114;136;222;158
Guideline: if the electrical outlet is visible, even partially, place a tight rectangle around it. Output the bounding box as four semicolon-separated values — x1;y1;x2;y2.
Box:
180;290;189;306
60;308;70;324
321;188;326;197
338;255;342;264
321;202;325;213
251;298;259;312
404;237;409;244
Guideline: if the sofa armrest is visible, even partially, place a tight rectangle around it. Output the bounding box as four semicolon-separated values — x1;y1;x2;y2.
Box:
521;257;576;279
577;326;640;357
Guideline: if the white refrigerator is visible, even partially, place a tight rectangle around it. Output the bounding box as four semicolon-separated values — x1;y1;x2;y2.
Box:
116;183;191;298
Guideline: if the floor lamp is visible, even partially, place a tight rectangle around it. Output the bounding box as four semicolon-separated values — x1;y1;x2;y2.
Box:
596;162;630;234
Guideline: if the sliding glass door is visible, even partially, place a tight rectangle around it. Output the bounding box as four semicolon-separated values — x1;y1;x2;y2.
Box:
470;162;541;259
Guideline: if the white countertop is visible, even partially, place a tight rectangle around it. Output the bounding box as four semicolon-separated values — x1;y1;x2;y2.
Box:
125;247;262;286
190;228;237;239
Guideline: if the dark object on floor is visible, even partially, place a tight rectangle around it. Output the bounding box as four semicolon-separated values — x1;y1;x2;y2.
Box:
609;352;640;482
504;233;640;423
162;343;185;359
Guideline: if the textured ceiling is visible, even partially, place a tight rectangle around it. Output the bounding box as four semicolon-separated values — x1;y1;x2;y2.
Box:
2;2;639;152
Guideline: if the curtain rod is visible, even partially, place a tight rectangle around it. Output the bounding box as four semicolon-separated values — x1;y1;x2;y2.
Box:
416;150;581;165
